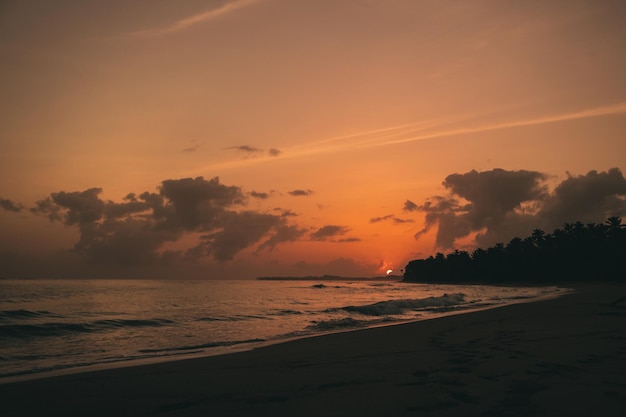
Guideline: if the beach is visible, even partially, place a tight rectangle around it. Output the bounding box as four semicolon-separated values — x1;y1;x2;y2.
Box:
2;284;626;416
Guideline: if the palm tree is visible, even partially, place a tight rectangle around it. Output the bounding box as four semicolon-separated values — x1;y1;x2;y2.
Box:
606;216;624;233
531;228;546;248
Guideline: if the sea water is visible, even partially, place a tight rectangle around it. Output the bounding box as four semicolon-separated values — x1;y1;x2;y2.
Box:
0;279;567;381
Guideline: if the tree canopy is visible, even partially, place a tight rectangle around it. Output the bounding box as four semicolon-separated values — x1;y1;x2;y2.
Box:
403;217;626;283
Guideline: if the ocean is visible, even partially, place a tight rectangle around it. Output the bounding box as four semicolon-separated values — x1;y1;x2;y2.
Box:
0;279;567;382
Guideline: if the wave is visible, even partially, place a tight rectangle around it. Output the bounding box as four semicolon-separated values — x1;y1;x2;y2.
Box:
196;314;273;322
306;317;367;331
138;338;265;354
0;318;174;339
269;309;304;316
306;316;400;332
0;310;57;320
333;293;467;316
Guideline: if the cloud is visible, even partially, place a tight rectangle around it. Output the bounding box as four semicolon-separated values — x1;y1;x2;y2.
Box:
288;189;313;197
370;214;414;224
250;191;270;199
199;211;283;261
310;225;351;241
403;200;419;212
257;224;309;252
223;145;282;159
409;168;626;249
78;217;179;266
262;102;626;165
393;217;414;224
275;209;298;217
336;237;361;243
158;176;245;230
32;188;105;225
541;168;626;225
132;0;261;37
367;102;626;150
29;176;302;266
370;214;394;223
0;198;23;212
443;168;548;224
224;145;264;154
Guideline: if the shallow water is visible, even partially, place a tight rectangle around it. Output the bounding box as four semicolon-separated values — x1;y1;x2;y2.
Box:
0;279;566;380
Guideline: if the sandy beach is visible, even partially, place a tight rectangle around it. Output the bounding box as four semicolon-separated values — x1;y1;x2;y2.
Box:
2;284;626;416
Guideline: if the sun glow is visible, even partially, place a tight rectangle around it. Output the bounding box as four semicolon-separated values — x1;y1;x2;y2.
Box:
386;269;393;276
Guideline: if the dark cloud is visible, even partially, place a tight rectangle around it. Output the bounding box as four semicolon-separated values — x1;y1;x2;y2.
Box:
403;200;418;212
159;176;245;230
288;189;313;197
0;197;23;212
392;217;414;224
28;176;303;267
223;145;281;158
541;168;626;225
337;237;361;242
76;218;179;266
199;211;283;261
370;214;414;224
257;224;308;252
310;225;350;241
443;169;548;224
31;197;62;221
32;188;105;225
410;168;626;250
104;200;152;219
224;145;264;154
278;209;298;217
250;191;270;199
182;145;199;153
370;214;394;223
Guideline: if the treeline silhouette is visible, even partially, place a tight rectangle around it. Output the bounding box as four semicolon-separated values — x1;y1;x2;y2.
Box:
403;217;626;283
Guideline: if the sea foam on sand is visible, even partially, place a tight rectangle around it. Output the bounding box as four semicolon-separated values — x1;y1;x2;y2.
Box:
2;284;626;417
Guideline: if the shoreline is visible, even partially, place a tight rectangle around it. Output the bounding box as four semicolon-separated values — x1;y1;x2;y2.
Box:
0;285;569;385
4;283;626;416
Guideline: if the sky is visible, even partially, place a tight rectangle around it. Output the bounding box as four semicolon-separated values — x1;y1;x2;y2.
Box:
1;0;626;279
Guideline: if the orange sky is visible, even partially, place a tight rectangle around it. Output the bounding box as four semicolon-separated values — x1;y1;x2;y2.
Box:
1;0;625;279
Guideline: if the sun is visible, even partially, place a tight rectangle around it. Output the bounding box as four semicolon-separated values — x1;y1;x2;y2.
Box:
386;269;393;276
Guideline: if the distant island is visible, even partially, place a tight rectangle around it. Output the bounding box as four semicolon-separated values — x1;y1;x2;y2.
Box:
258;275;402;281
403;217;626;284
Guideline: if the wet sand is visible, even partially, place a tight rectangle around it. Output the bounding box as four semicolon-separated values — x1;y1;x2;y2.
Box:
2;284;626;416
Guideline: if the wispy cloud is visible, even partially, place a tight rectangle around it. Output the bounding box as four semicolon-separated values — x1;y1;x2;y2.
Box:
182;145;199;153
133;0;262;37
370;102;626;149
223;145;282;158
224;145;264;154
282;101;626;158
190;101;626;175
